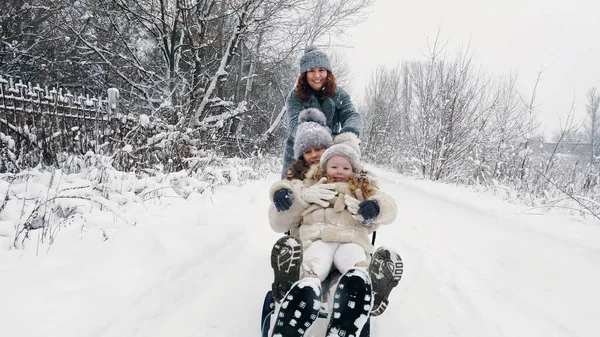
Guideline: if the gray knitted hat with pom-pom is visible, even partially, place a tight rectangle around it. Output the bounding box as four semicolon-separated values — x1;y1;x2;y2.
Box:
299;46;332;74
293;108;333;159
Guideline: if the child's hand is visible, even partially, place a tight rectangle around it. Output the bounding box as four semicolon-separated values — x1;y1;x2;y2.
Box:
357;199;380;225
301;177;336;207
344;194;361;214
273;188;293;212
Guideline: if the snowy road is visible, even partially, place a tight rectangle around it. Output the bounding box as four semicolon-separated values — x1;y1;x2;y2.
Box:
371;170;600;337
2;169;600;337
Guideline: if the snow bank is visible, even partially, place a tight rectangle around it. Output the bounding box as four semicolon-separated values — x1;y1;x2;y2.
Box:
0;153;280;252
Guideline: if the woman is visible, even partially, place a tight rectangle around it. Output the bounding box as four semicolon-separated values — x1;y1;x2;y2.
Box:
281;46;362;178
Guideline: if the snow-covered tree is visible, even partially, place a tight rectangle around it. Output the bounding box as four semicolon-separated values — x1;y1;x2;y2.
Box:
1;0;373;172
0;0;80;83
584;87;600;162
361;45;542;188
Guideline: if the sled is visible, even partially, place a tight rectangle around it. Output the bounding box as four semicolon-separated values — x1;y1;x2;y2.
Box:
260;232;377;337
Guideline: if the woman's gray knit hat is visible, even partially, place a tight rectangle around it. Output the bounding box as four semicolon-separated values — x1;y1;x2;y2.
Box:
320;132;362;172
299;46;332;74
294;108;333;159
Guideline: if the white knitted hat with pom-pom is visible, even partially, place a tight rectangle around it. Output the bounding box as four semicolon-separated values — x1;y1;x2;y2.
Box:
320;132;362;172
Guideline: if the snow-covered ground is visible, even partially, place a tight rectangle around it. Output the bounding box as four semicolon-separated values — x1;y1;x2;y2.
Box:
1;166;600;337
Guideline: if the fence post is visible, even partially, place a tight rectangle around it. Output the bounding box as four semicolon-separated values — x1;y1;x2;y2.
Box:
76;91;84;153
92;95;100;154
15;79;27;163
107;88;119;114
0;76;7;136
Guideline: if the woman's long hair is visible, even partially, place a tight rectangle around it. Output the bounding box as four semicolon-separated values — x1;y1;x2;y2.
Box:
295;72;337;101
286;157;312;180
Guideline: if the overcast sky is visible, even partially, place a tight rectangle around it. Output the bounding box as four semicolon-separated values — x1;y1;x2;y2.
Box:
337;0;600;139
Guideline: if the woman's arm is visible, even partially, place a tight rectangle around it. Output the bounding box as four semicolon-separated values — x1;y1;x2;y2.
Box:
335;88;362;136
281;91;306;175
286;90;305;139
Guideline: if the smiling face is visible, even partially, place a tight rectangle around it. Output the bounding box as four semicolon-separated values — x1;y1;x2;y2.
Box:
306;67;328;91
302;146;326;165
325;155;353;182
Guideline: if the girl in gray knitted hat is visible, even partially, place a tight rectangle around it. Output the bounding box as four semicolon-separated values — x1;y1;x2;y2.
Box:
269;107;334;230
280;46;362;178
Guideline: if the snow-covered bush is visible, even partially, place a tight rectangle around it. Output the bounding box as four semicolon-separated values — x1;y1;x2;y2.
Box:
361;59;600;219
0;151;280;251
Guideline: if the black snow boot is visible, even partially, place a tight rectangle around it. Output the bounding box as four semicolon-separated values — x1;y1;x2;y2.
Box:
368;246;403;317
326;268;372;337
271;278;321;337
271;235;303;303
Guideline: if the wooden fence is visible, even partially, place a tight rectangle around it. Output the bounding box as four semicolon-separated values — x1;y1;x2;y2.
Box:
0;76;258;172
0;75;135;170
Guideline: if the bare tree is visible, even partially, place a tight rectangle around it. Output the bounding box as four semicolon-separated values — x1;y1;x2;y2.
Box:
585;87;600;162
543;98;577;176
301;0;374;46
517;68;543;182
0;0;78;84
327;48;354;92
362;65;402;162
360;32;544;186
0;0;380;171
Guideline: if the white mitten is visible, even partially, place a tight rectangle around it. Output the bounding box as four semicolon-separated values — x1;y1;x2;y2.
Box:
344;194;361;214
301;177;337;207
